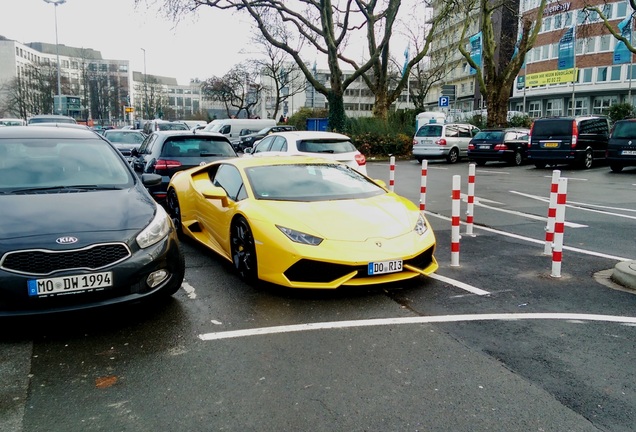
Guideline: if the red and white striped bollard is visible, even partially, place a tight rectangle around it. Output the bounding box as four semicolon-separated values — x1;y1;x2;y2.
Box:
544;170;561;255
466;163;476;236
388;156;395;192
419;159;428;211
451;175;461;267
551;177;568;278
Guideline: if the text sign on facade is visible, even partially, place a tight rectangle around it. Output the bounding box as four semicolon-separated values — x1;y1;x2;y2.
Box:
525;68;577;87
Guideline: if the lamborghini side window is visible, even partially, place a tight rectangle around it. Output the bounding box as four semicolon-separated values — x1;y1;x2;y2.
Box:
212;164;246;201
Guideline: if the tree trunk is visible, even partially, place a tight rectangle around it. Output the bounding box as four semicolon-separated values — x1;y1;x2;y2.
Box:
372;89;390;119
327;91;346;132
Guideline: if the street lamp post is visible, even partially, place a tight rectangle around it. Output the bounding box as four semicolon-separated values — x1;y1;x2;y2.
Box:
141;48;149;120
44;0;66;115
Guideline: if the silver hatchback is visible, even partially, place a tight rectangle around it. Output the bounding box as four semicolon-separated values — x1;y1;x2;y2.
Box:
412;123;480;164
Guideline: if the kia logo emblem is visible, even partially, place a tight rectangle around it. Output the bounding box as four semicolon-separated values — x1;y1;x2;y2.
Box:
56;236;78;245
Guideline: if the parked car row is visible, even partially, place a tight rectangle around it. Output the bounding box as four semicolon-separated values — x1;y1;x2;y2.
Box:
412;114;636;172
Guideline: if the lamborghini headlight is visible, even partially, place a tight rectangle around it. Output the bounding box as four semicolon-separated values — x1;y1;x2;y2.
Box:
414;213;428;236
137;205;171;248
277;225;323;245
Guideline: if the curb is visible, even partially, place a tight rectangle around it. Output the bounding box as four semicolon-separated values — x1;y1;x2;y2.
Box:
611;260;636;291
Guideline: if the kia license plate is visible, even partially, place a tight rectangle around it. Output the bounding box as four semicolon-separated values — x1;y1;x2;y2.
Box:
368;259;403;275
28;272;113;297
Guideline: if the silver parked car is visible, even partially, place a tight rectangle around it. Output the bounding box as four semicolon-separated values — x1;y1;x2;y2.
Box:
412;123;480;164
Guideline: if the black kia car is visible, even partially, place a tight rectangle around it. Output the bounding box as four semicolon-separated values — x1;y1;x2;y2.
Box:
0;126;185;316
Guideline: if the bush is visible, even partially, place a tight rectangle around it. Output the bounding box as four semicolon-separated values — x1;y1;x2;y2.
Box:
608;103;636;124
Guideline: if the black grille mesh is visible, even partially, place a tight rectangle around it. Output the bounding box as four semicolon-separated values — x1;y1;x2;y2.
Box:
1;244;131;275
284;246;435;283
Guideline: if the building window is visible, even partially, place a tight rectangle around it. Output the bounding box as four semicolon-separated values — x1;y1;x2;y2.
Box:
564;11;572;27
600;35;611;51
554;13;562;29
569;99;589;116
592;96;618;114
546;98;563;116
629;64;636;80
610;65;622;81
551;42;559;59
616;2;627;17
597;67;608;82
576;39;584;55
582;68;593;83
585;38;596;54
542;45;549;60
528;101;542;118
603;4;613;19
542;16;552;32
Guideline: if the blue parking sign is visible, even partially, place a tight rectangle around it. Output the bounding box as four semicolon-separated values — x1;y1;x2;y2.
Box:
439;96;449;107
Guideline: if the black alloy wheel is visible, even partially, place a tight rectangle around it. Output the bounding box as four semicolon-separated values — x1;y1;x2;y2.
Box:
166;189;183;235
580;149;593;169
512;151;523;166
231;216;258;283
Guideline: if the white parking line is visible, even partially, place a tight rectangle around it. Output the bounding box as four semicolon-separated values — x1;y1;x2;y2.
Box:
511;191;636;221
198;313;636;341
424;211;633;261
474;201;587;228
428;273;490;296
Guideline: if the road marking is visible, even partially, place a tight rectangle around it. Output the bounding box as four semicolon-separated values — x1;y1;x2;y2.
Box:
428;273;490;296
543;175;588;181
198;313;636;341
511;191;636;221
424;211;633;261
476;169;510;175
460;193;503;205
468;201;587;228
182;281;197;299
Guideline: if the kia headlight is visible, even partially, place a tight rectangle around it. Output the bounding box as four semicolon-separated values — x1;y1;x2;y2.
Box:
414;213;429;236
137;205;171;248
277;225;323;245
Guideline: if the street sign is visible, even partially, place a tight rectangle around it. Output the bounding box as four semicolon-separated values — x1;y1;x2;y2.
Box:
125;107;134;113
438;96;450;107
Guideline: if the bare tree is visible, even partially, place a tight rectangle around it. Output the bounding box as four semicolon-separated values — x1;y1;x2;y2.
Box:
585;1;636;53
456;0;547;127
146;0;424;130
248;33;308;120
202;63;263;118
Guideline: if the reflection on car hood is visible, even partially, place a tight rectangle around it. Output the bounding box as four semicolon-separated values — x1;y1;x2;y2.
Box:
257;194;416;241
1;189;155;243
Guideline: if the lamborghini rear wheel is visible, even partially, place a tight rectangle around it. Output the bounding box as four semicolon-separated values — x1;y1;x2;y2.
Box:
231;216;258;283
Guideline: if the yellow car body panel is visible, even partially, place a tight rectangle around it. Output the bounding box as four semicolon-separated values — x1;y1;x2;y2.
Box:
168;156;438;288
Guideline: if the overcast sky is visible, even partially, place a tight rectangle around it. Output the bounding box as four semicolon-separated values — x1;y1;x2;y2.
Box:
1;0;416;85
0;0;259;85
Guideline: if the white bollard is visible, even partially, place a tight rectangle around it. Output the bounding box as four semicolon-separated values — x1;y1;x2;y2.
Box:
419;159;428;211
544;170;561;255
465;163;476;236
550;177;568;278
388;156;395;192
451;175;461;267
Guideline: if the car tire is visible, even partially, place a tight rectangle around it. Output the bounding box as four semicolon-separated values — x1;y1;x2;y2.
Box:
166;189;183;236
475;160;487;166
534;162;546;169
511;151;523;166
446;147;460;164
610;164;624;173
579;149;593;169
415;157;423;163
161;245;186;296
231;216;258;283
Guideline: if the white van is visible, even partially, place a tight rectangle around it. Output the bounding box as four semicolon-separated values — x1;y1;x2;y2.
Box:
415;112;446;131
203;118;276;141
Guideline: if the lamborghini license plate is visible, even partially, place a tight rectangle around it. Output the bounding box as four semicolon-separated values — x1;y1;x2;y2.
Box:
368;259;403;275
